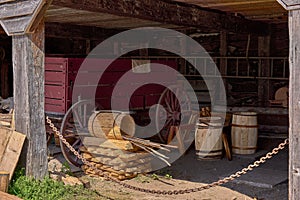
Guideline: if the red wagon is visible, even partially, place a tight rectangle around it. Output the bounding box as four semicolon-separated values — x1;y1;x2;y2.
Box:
45;57;192;166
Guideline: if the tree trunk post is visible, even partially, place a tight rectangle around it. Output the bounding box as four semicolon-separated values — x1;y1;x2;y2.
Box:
12;20;47;179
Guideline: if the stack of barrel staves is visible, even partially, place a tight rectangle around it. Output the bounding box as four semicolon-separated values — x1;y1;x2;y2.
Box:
80;111;176;180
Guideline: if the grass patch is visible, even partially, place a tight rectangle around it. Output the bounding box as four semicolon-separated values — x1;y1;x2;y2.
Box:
8;168;103;200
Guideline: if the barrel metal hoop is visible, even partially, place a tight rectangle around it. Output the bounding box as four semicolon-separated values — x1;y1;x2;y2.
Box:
232;146;257;150
231;124;258;128
196;149;223;154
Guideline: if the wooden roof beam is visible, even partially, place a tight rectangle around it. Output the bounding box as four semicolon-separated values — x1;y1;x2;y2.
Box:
45;22;122;40
196;0;276;7
52;0;269;35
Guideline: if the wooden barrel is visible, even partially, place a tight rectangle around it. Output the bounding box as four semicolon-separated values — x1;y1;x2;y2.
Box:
231;112;258;154
210;112;232;127
88;111;135;140
195;117;223;159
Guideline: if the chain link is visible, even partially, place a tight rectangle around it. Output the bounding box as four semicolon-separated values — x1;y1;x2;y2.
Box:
46;116;289;195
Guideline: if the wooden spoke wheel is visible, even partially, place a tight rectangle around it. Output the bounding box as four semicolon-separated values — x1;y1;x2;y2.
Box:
60;100;99;167
155;85;191;144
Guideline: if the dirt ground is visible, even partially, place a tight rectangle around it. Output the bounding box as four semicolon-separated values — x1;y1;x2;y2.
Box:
78;174;253;200
49;138;288;200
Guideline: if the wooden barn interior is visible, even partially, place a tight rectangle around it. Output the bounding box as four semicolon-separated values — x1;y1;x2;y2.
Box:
0;0;299;199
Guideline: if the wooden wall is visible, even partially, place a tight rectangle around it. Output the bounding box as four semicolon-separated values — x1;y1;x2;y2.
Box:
270;23;289;56
0;34;12;98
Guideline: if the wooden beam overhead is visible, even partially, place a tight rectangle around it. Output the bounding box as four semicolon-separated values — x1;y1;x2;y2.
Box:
45;22;122;40
0;0;47;36
51;0;269;35
195;0;276;7
278;0;300;10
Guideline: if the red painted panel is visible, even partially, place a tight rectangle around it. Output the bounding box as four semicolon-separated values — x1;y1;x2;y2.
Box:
44;57;179;114
133;84;165;96
107;59;132;72
73;71;124;85
45;58;67;71
45;98;66;114
145;94;161;108
129;95;145;109
45;98;65;105
45;103;66;114
45;71;66;84
45;85;65;99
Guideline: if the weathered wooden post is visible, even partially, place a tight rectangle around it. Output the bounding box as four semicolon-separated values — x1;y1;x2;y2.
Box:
257;35;271;106
277;1;300;199
0;0;50;179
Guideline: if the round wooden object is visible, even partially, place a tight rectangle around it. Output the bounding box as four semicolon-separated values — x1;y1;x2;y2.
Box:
275;87;288;107
195;117;223;160
88;111;135;140
231;112;258;155
0;171;9;192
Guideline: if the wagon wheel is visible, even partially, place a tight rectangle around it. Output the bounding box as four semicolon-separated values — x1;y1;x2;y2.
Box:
60;100;99;167
155;85;191;144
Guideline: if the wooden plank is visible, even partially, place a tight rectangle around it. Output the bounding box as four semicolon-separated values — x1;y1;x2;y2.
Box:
0;0;41;19
287;8;300;200
257;35;271;106
0;191;22;200
0;15;32;35
52;0;269;35
0;128;10;160
0;129;26;180
45;85;65;99
0;0;46;35
12;20;47;179
278;0;300;10
218;31;227;102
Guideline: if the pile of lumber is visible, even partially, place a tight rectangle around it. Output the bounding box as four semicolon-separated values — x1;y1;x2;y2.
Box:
79;111;178;180
0;111;14;129
79;111;176;180
80;144;152;180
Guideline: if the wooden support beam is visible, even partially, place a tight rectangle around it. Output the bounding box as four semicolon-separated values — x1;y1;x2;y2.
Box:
12;20;47;179
45;22;121;40
218;31;227;102
52;0;269;35
257;35;271;106
220;31;227;75
277;1;300;199
288;8;300;200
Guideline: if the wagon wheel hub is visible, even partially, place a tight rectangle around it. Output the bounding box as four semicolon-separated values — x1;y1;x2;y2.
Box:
169;111;181;122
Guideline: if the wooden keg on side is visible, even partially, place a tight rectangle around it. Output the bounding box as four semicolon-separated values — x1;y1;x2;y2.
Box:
195;117;223;160
88;111;136;140
231;112;258;155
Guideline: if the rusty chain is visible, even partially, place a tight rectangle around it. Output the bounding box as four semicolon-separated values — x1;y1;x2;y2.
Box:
46;116;289;195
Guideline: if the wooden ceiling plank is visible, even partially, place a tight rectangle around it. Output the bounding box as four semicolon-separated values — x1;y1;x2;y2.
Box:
194;0;276;7
212;2;284;11
174;0;287;23
51;0;269;34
